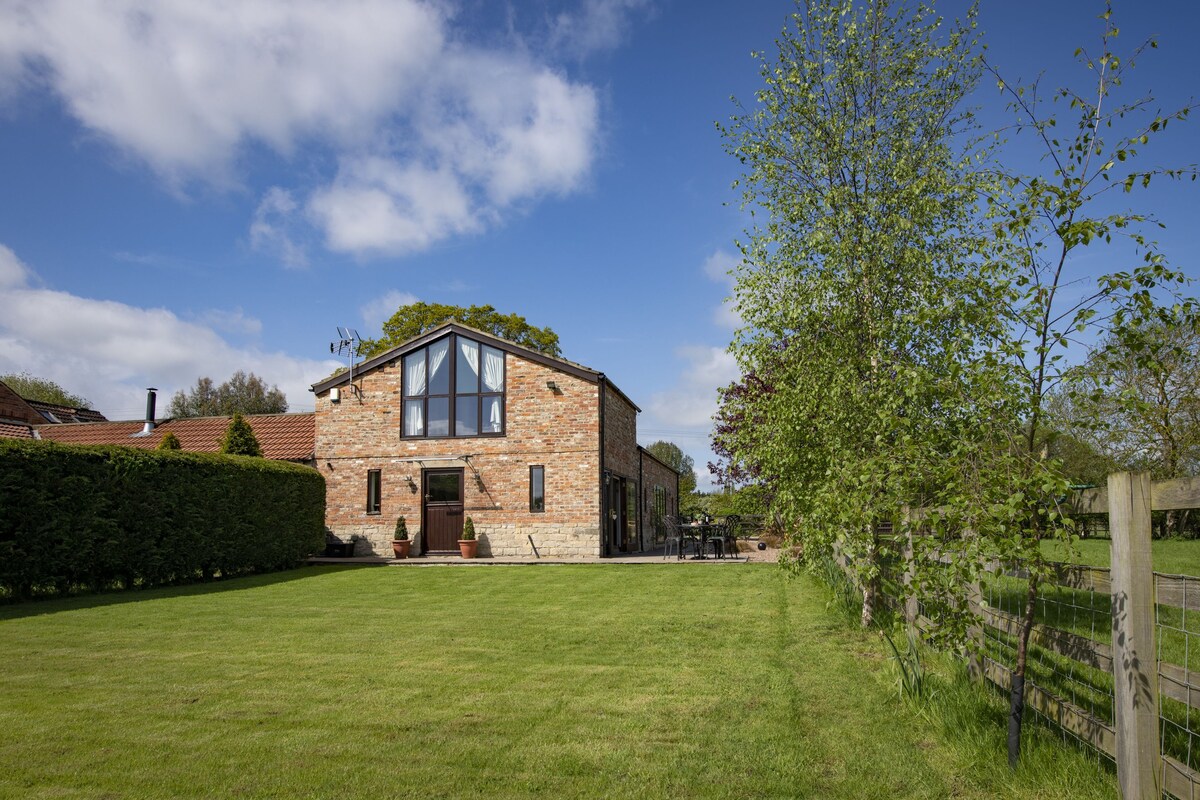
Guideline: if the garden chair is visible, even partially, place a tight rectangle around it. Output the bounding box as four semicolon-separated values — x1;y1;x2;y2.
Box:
662;516;694;560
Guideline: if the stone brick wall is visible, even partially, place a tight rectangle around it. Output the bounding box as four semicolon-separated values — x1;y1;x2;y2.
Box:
315;341;603;558
639;450;680;547
602;384;639;483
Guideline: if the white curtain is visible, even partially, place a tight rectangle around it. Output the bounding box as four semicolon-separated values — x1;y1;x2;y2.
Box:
404;351;426;396
460;339;479;387
428;339;449;390
404;399;423;436
485;396;502;433
482;347;504;392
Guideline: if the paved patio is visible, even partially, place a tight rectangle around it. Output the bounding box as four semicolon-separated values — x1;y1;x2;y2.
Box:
309;547;750;566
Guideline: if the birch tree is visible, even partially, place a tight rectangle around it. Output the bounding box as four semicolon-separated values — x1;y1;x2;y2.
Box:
716;0;1003;626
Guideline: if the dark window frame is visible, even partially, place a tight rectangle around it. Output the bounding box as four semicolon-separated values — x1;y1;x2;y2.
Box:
366;469;382;515
529;465;545;513
401;333;506;440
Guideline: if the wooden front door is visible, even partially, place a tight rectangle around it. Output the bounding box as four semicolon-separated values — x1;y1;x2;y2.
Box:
423;469;464;553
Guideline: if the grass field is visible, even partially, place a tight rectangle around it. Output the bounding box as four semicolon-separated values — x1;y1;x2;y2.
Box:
1042;536;1200;575
0;564;1116;798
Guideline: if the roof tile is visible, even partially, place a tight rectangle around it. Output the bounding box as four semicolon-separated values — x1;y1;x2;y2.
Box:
33;413;314;461
0;422;36;440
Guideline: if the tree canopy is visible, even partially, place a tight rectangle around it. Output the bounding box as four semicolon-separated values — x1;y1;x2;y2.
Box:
1053;318;1200;483
1;372;91;408
645;441;696;495
169;371;288;418
358;303;561;360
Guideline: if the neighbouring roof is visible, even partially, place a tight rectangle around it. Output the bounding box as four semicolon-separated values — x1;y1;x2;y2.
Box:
0;421;36;440
25;399;109;424
311;321;641;411
33;413;315;461
0;379;109;437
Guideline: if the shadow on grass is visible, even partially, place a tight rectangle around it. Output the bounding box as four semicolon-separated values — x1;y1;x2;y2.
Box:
0;563;370;622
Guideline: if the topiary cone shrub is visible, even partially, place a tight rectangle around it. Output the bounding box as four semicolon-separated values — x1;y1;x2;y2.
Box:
458;517;478;559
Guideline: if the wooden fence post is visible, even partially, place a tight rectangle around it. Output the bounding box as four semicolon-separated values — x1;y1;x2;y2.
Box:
966;576;984;683
1108;471;1160;800
901;507;918;626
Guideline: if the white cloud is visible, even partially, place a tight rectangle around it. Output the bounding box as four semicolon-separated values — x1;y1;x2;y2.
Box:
310;57;598;256
703;248;739;284
250;188;308;269
309;160;480;256
0;0;444;181
0;246;336;417
1;0;606;260
0;243;32;289
360;290;420;338
646;345;738;430
548;0;651;59
643;344;740;493
702;249;742;329
196;308;264;337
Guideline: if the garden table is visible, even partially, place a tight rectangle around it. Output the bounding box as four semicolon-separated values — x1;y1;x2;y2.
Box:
687;523;719;559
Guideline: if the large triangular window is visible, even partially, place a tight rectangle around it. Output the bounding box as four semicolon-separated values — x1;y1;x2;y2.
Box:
402;334;505;438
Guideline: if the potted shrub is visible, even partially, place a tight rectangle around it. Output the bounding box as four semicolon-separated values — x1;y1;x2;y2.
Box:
458;516;478;559
392;517;411;559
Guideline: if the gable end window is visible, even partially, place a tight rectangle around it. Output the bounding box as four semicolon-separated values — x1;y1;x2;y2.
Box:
367;469;381;515
402;334;506;438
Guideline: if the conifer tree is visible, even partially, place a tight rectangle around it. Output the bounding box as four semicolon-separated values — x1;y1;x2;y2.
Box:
219;413;262;457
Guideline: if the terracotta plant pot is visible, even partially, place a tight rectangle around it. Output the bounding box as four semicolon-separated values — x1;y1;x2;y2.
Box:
458;539;478;559
392;539;411;559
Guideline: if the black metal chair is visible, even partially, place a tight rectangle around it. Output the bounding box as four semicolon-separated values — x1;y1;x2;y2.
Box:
704;522;733;559
662;516;696;560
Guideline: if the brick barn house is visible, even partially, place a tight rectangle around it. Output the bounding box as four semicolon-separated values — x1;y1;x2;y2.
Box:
312;322;680;558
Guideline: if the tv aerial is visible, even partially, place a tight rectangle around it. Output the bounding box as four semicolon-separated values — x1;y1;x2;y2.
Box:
330;327;363;398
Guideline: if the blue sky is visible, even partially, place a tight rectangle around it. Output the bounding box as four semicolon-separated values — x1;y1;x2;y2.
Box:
1;0;1197;490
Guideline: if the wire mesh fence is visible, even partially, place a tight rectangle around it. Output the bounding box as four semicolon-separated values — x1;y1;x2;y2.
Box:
978;567;1116;765
1156;572;1200;798
822;473;1200;800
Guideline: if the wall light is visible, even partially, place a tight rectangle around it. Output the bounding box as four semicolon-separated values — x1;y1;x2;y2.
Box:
546;380;558;391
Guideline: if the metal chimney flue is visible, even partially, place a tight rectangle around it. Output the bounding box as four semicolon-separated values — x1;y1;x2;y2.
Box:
142;388;157;435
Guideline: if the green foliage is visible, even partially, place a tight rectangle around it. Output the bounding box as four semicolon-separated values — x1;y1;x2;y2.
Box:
393;517;408;541
169;371;288;418
882;628;927;702
0;439;325;600
719;0;1196;765
359;302;561;360
1;372;90;408
645;440;696;495
462;516;476;541
716;0;1004;629
157;432;182;451
220;413;262;457
1052;316;1200;482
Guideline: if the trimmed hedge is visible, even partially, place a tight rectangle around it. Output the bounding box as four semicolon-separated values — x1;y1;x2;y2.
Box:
0;439;325;600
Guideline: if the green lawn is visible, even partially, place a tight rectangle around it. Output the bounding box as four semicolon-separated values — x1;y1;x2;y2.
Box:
0;564;1114;799
1042;536;1200;575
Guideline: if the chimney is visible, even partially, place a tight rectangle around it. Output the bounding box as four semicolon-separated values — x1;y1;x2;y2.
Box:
142;387;157;435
